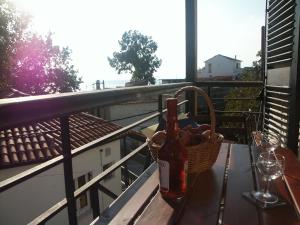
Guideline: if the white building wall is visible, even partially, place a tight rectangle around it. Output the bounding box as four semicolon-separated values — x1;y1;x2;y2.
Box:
200;55;241;78
0;140;121;225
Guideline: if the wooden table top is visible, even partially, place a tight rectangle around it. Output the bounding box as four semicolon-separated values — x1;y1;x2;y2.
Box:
106;142;300;225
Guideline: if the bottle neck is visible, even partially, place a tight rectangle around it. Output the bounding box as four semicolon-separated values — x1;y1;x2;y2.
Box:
166;98;178;139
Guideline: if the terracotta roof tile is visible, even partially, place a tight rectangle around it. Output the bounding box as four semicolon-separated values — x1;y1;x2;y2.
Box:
1;152;10;165
0;112;145;169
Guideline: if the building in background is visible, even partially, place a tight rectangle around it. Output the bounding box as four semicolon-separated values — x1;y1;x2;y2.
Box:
197;54;242;80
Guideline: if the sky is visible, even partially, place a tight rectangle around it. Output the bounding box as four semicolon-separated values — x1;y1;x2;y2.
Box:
11;0;265;89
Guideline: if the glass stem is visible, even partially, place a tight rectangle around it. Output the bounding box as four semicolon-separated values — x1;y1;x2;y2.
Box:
264;179;270;197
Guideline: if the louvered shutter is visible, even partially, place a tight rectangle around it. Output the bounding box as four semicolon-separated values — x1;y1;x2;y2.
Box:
264;0;300;154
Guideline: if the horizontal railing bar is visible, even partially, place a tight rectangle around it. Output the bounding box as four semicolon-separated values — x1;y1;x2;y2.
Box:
71;113;159;157
213;98;259;101
0;82;191;129
74;142;148;199
71;100;186;159
194;81;263;87
29;142;148;225
121;166;139;179
28;198;67;225
194;115;246;123
19;100;189;223
0;113;157;193
214;110;262;114
0;155;63;192
0;99;186;195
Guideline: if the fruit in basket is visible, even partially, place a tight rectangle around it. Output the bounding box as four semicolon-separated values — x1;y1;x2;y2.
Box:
178;130;191;146
201;129;212;141
180;124;211;146
198;124;210;133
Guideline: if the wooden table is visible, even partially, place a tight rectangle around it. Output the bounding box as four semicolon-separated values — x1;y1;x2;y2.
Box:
100;143;300;225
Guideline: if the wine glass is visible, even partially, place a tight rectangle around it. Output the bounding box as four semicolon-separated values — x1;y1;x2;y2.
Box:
254;152;285;204
256;131;281;153
251;131;281;199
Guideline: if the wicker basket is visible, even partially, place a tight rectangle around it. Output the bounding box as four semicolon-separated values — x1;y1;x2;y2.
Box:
148;86;224;174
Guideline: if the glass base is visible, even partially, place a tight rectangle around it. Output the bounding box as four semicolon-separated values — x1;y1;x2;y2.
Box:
251;190;278;204
243;192;287;209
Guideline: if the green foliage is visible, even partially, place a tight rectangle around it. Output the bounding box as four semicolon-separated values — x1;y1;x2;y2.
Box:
0;0;29;89
223;53;263;142
0;0;82;95
10;33;82;94
108;30;162;84
224;52;262;112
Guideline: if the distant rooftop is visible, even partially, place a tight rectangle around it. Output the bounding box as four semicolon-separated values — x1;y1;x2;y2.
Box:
205;54;242;62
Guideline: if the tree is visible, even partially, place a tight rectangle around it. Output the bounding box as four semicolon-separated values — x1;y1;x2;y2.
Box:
10;33;82;94
0;0;30;90
0;0;82;95
224;52;262;113
108;30;161;84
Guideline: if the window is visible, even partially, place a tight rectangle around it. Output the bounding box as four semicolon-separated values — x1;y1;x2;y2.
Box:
78;175;88;209
76;172;93;210
103;161;114;180
208;63;212;73
236;63;239;69
87;171;93;181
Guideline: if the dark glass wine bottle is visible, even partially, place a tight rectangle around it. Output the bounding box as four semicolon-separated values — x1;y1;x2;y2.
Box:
158;98;188;201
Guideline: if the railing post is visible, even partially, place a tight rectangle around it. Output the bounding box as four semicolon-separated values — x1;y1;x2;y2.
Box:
122;137;130;187
90;185;100;219
60;116;77;225
185;0;197;116
207;86;211;97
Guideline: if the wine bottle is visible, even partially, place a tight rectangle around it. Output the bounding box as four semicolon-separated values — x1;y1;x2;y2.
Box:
158;98;188;201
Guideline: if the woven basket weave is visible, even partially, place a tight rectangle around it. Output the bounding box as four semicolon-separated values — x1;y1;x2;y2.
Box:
148;86;224;174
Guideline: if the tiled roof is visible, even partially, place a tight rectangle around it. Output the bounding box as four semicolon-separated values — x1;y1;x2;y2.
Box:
0;113;141;169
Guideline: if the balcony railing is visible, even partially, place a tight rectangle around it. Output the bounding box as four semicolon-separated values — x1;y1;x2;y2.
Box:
0;82;190;225
1;80;298;225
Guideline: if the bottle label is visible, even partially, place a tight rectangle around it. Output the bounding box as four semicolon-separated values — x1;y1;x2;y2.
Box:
158;160;169;192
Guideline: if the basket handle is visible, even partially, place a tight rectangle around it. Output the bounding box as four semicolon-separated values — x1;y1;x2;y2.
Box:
174;86;216;137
